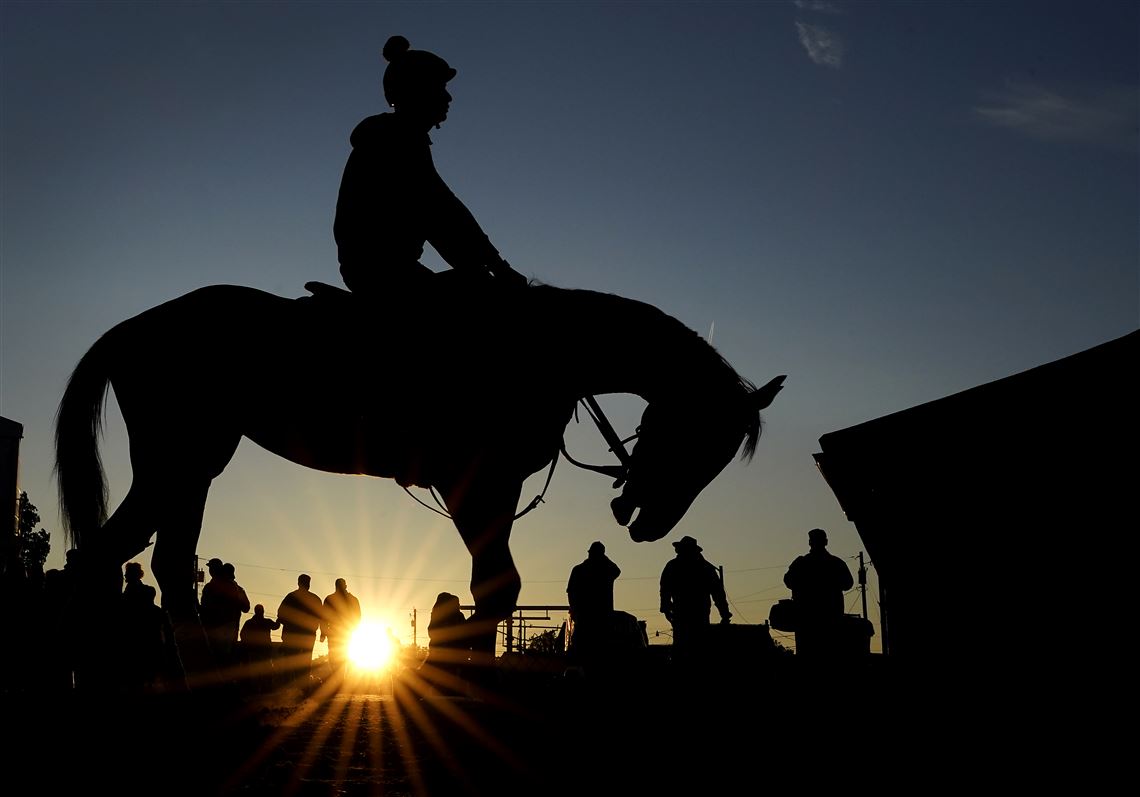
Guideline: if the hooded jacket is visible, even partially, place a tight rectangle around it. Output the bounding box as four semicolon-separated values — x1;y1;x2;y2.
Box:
334;113;502;293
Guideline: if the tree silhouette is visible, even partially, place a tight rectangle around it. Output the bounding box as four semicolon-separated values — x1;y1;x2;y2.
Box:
526;628;562;656
16;491;50;575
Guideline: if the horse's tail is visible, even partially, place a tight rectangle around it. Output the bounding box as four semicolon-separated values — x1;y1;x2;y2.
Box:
53;333;115;550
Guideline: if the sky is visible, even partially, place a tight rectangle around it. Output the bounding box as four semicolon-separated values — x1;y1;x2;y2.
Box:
2;1;1137;657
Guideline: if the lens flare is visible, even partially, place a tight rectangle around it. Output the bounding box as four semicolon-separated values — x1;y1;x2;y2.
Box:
347;622;395;672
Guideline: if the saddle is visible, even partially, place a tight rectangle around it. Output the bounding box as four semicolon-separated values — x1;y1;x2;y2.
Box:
303;280;353;301
301;275;519;325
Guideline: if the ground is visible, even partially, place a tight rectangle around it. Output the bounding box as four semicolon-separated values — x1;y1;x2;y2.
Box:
3;654;975;796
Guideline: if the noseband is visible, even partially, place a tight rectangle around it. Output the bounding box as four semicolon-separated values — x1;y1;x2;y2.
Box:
560;395;638;488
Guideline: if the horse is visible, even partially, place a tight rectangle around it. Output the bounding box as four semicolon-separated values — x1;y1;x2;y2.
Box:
54;278;784;677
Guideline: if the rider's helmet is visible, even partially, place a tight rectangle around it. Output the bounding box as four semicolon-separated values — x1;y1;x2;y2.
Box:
382;35;457;108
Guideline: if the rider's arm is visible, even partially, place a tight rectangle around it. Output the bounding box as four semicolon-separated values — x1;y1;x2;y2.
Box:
428;189;500;271
425;172;525;284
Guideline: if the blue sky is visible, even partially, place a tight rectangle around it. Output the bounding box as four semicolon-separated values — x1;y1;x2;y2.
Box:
2;1;1136;654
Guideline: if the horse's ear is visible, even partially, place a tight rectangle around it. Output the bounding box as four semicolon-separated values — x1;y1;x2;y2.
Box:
749;375;786;410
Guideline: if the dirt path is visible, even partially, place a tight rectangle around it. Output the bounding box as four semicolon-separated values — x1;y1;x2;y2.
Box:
8;661;899;795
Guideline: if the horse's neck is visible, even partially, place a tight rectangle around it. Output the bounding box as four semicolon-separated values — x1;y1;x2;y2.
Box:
541;287;726;403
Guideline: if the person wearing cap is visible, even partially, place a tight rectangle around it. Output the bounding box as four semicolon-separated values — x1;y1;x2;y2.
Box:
198;557;229;664
783;528;854;661
333;34;526;296
566;541;621;661
659;536;731;655
200;560;251;669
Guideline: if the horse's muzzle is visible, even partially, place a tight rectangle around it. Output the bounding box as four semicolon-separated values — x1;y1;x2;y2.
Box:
610;494;636;527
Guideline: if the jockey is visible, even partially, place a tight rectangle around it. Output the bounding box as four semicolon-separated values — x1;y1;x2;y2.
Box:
334;35;527;295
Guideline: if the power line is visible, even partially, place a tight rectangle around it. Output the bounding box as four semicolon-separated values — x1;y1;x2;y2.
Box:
213;556;799;588
224;560;473;586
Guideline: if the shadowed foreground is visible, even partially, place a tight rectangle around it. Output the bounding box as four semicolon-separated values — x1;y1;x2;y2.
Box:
6;656;1100;795
5;665;874;794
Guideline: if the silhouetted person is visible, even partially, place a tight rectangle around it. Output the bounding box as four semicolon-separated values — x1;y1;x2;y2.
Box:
334;34;526;297
321;578;362;676
122;561;156;605
277;574;324;681
0;556;28;695
783;528;854;662
120;561;171;691
424;591;471;688
200;558;249;668
566;541;621;662
55;548;82;688
240;603;281;691
36;567;74;692
660;536;731;659
223;562;251;654
199;558;227;661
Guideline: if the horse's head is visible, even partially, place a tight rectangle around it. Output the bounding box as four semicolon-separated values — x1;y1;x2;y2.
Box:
610;375;784;542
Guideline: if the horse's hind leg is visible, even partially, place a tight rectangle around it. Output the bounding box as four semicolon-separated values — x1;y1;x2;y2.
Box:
70;482;162;690
126;429;241;685
88;485;158;566
148;479;214;682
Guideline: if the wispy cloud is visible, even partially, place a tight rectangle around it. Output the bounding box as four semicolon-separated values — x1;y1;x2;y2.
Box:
974;82;1139;153
795;22;844;68
794;0;842;13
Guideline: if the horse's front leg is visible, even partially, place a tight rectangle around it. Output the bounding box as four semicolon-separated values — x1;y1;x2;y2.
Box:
438;474;524;662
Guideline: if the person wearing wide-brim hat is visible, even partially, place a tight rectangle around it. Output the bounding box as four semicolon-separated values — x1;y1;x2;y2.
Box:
672;536;702;554
333;34;527;298
659;536;731;657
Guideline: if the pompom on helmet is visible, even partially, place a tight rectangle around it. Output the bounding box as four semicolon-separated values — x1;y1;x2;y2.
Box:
381;35;457;108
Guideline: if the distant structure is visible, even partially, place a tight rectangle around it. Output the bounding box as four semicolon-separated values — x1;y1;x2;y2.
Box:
814;330;1138;706
1;416;23;564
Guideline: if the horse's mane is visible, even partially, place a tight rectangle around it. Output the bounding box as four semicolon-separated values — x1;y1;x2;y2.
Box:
669;316;762;462
530;283;762;461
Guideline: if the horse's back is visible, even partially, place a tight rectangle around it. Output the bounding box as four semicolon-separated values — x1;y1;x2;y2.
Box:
159;283;294;316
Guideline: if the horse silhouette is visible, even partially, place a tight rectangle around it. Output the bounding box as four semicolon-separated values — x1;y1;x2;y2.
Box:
54;278;784;675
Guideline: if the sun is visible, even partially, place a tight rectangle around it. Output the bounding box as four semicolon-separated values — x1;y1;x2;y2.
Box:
347;622;396;672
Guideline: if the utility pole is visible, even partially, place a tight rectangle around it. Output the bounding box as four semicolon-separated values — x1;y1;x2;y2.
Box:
193;554;204;602
410;608;417;648
858;552;868;621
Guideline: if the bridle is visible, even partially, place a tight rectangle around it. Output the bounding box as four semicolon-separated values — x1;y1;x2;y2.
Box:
560;395;637;489
403;394;639;520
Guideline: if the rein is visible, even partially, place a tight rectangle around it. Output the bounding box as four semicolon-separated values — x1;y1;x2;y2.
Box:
402;395;636;520
560;395;638;488
402;451;560;522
